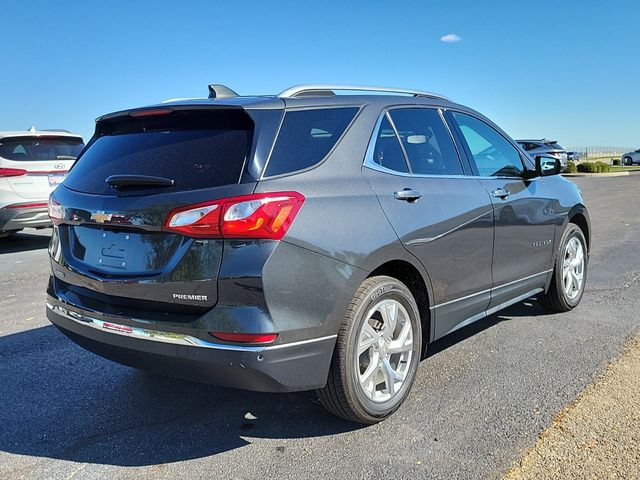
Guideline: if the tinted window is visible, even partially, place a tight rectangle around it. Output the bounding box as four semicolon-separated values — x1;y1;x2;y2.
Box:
547;142;564;150
371;115;409;173
0;137;84;161
64;110;253;195
518;142;538;151
452;112;523;177
264;107;358;177
388;109;462;175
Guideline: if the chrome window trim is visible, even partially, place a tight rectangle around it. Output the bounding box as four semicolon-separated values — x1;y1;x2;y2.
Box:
47;302;336;352
362;106;468;179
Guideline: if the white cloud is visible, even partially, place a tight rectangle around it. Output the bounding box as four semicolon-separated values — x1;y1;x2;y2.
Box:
440;33;462;43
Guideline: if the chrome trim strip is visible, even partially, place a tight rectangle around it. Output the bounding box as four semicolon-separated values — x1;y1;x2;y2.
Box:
432;270;552;309
362;106;471;179
484;288;543;317
441;287;544;337
278;84;450;100
47;302;336;352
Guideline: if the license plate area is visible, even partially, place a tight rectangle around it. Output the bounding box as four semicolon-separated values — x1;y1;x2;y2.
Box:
48;174;67;187
68;226;184;276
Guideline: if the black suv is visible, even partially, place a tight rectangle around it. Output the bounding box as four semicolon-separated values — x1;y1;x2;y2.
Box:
47;84;590;423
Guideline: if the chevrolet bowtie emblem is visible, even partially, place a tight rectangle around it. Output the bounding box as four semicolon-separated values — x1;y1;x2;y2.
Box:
91;211;113;223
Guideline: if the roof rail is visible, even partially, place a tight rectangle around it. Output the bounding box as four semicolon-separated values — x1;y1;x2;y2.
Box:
278;84;450;101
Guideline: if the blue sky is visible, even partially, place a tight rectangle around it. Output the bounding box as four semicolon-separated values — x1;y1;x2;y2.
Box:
1;0;638;147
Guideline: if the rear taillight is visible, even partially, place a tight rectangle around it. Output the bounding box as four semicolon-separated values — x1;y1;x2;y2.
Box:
0;168;27;178
47;196;63;224
163;192;305;240
210;332;278;344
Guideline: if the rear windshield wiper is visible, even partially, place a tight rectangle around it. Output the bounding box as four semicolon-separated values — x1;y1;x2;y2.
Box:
56;155;77;160
106;174;175;189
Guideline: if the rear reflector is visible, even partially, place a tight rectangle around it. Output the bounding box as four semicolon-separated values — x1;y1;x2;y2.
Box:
210;332;278;344
0;168;27;178
5;202;48;209
47;196;63;223
163;191;305;240
129;108;174;118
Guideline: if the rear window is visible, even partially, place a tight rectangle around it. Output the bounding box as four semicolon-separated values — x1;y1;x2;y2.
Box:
547;142;564;150
264;107;358;177
64;109;253;195
0;136;84;161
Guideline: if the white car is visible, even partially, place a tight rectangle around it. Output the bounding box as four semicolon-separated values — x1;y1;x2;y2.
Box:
622;149;640;166
0;127;84;237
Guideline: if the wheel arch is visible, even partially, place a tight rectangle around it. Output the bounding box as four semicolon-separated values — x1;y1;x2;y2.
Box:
367;259;433;354
568;204;591;252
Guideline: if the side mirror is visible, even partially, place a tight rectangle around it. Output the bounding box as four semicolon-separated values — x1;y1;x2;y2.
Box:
524;156;561;179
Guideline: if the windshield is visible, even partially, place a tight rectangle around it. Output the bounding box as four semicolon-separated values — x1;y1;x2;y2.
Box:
0;136;84;161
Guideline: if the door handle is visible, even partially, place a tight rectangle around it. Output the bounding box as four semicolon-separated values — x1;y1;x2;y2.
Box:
491;187;511;199
394;189;423;202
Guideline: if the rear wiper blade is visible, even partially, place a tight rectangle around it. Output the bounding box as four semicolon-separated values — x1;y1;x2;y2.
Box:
56;155;77;160
106;174;175;189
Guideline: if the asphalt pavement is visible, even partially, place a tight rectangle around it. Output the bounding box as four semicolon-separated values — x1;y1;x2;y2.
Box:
1;174;639;480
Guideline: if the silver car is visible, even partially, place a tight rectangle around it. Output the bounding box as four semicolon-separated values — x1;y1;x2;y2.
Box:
517;139;568;171
622;149;640;165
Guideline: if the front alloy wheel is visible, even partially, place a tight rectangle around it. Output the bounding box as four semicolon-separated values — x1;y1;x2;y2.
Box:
538;223;588;312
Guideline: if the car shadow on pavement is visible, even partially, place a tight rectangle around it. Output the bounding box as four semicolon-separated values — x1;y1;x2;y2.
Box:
0;298;550;468
0;325;362;467
426;298;550;358
0;230;51;254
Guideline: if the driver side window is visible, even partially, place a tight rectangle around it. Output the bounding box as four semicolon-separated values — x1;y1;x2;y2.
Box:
451;112;523;177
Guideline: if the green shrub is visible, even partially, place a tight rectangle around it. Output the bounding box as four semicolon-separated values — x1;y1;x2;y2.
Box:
577;162;610;173
577;162;597;173
566;161;578;173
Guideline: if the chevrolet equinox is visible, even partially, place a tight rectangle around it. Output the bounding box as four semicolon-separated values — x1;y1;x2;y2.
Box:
46;84;590;423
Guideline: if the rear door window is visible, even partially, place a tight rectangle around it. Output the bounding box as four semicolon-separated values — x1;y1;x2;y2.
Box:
0;137;84;161
64;109;253;195
388;108;463;175
371;115;409;173
264;107;358;177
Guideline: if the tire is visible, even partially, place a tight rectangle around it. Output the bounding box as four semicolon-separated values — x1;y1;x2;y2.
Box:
623;156;633;166
538;224;587;312
317;275;422;424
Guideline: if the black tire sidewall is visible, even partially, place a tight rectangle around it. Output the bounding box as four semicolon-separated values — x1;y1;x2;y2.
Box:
555;225;588;308
344;277;422;420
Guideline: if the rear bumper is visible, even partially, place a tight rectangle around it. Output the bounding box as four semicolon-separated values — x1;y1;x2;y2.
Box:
46;298;336;392
0;202;50;231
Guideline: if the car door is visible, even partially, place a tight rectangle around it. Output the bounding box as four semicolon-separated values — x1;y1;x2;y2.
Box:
446;111;556;312
362;107;495;339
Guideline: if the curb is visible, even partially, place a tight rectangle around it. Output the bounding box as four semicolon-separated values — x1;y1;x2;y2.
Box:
562;171;630;178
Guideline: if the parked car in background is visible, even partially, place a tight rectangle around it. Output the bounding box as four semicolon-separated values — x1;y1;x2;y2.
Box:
621;149;640;165
46;84;590;424
0;127;84;237
517;139;569;171
567;151;581;162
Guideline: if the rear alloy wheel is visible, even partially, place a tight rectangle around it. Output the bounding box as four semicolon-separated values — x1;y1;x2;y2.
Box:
538;224;587;312
317;276;422;424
